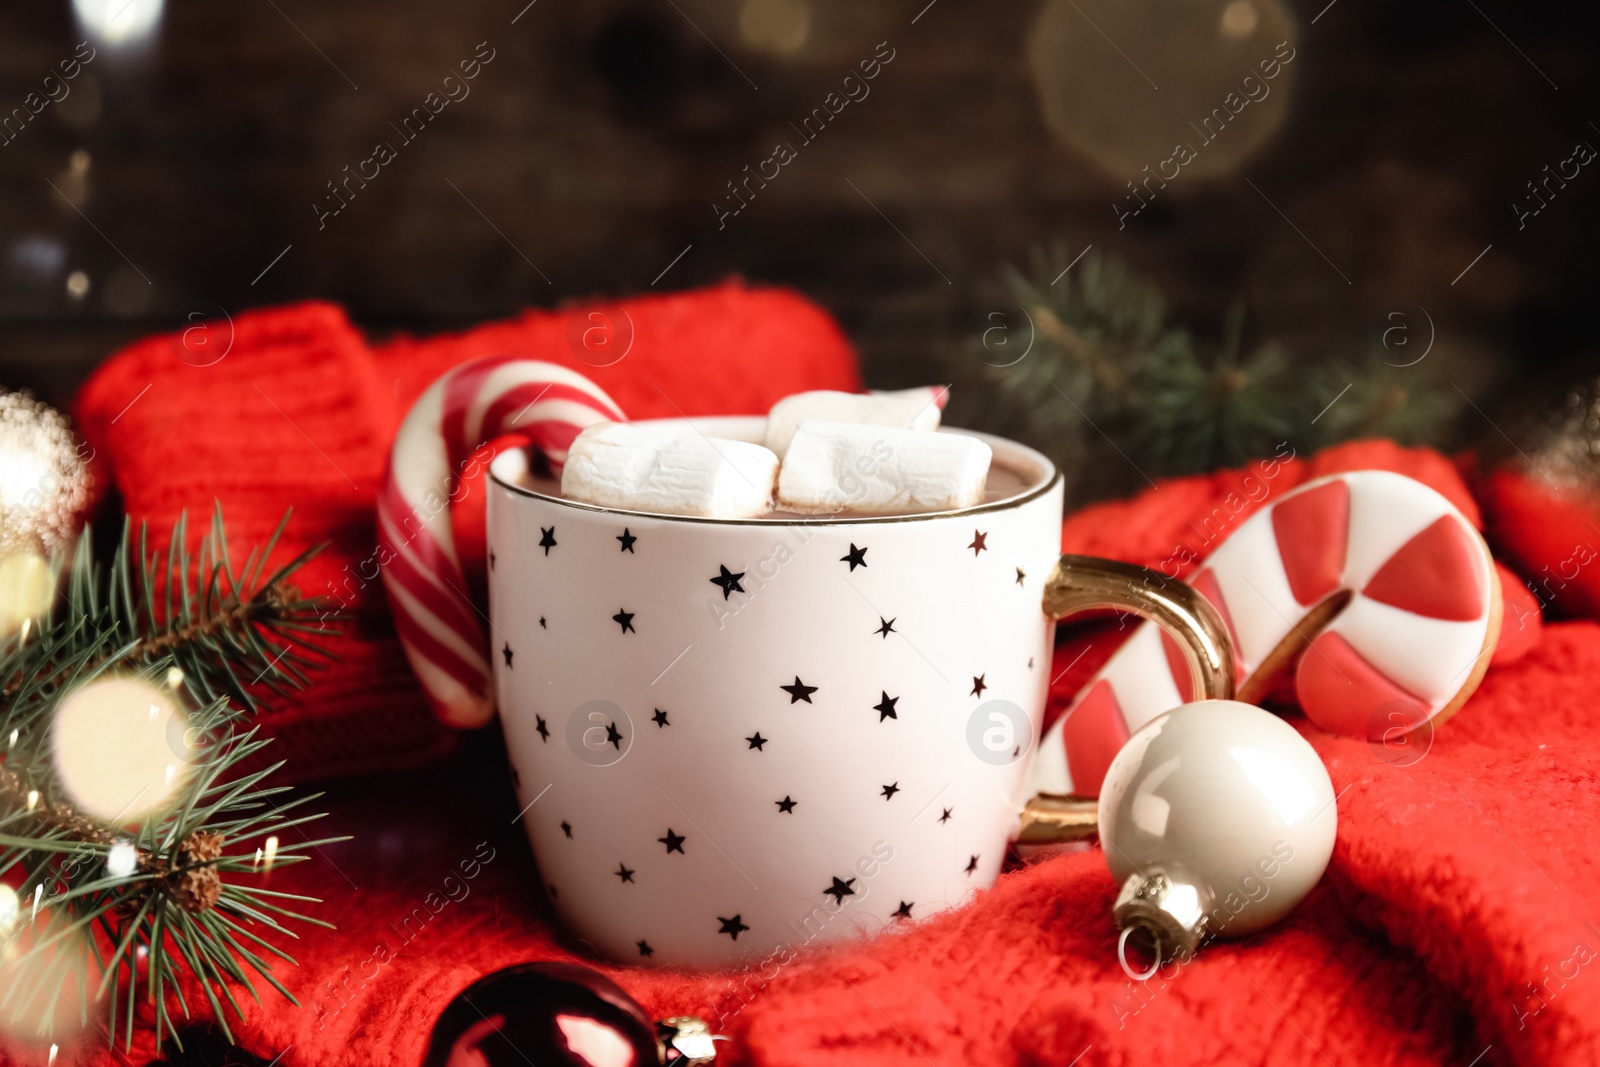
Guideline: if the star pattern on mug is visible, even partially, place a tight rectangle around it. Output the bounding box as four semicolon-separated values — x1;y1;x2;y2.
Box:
781;676;818;703
502;643;514;668
489;550;496;571
824;876;857;904
709;565;746;600
519;528;1049;955
539;616;547;629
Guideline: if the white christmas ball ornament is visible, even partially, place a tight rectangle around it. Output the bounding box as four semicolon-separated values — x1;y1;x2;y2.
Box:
1098;700;1336;973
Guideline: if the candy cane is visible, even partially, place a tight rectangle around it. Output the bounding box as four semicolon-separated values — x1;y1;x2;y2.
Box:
1028;470;1502;796
378;357;626;728
877;385;950;410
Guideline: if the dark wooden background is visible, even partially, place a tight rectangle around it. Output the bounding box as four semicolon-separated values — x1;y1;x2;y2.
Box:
2;0;1598;429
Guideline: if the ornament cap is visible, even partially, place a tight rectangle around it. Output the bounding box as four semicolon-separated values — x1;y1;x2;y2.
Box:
1113;865;1212;977
659;1016;725;1065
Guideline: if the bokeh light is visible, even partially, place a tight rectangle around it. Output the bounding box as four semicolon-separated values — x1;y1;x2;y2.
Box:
739;0;811;56
50;675;192;823
1028;0;1296;180
1220;0;1260;38
72;0;165;48
106;840;138;879
0;552;55;639
0;885;18;942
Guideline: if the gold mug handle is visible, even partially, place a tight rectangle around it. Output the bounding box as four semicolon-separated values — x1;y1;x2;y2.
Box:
1016;554;1237;844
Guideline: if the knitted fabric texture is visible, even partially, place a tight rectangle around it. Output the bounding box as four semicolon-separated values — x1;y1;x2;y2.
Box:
1474;468;1600;622
20;439;1598;1067
54;299;1595;1067
71;285;861;782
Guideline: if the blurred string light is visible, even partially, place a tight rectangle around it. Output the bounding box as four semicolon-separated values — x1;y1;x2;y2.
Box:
739;0;811;56
1220;0;1261;37
0;885;17;940
106;840;139;879
54;150;91;211
0;553;54;641
0;452;49;515
252;835;280;872
8;236;66;279
72;0;165;48
49;675;193;823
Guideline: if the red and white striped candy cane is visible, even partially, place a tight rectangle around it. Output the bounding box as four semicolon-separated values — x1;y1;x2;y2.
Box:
878;385;950;410
1027;470;1502;796
378;357;626;727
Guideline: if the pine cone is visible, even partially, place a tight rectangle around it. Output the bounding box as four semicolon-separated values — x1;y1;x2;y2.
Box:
172;866;222;913
170;830;226;913
182;830;225;863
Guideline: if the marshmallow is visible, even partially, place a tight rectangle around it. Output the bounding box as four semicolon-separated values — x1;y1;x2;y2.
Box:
776;421;991;515
561;422;779;518
764;388;944;458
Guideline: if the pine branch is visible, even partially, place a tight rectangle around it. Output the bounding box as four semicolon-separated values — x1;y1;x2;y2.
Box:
1304;345;1458;447
946;246;1461;499
0;509;341;1052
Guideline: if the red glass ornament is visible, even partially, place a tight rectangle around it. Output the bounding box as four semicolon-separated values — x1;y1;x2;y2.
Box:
422;962;660;1067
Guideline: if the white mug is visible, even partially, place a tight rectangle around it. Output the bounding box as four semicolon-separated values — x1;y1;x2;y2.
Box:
485;416;1230;967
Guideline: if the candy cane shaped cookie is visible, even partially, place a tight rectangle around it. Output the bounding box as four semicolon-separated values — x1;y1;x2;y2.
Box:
378;357;626;727
1027;470;1502;796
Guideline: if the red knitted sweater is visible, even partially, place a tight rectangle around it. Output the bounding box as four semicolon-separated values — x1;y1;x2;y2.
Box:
39;293;1599;1067
72;284;862;781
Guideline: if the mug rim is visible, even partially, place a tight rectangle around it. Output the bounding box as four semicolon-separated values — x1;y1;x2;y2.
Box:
488;415;1063;527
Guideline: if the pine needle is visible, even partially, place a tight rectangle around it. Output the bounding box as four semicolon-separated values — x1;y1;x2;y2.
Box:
0;509;338;1051
946;246;1461;501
